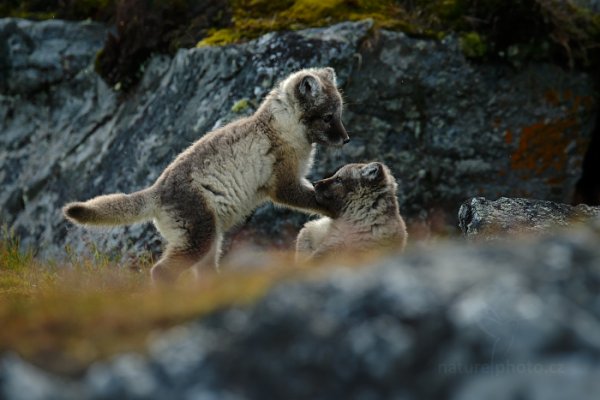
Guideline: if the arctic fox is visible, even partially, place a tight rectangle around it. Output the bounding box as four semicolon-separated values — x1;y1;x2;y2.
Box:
64;67;349;282
296;162;407;262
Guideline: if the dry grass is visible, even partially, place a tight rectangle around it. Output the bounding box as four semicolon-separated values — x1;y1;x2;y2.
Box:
0;227;312;377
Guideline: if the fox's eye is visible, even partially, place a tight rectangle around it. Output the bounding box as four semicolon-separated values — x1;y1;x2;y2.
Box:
322;114;333;123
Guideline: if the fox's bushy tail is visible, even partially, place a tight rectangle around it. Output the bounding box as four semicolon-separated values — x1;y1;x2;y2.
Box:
63;188;156;226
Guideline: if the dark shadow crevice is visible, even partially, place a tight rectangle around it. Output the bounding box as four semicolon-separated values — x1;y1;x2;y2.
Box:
573;111;600;206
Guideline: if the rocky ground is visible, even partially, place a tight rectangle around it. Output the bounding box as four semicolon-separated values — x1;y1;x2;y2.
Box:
459;197;600;240
0;18;596;259
2;212;600;400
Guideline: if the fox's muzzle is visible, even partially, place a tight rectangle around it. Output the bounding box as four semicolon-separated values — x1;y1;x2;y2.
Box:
335;119;350;144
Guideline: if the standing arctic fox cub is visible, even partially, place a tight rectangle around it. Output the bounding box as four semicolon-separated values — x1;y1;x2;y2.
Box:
63;67;349;282
296;162;407;262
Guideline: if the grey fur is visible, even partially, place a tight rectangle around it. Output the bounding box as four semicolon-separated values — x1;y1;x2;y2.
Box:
63;67;349;282
296;162;407;262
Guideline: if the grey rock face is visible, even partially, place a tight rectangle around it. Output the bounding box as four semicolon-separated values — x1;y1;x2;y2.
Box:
0;18;596;258
0;19;108;94
0;18;117;257
459;196;600;239
2;222;600;399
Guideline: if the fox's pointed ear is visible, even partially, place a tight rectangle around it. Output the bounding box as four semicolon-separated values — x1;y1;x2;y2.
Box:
322;67;337;85
298;74;321;98
361;162;382;181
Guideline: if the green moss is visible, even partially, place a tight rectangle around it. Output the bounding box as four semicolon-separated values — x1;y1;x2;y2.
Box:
231;98;251;113
198;0;412;46
460;31;486;59
198;28;244;47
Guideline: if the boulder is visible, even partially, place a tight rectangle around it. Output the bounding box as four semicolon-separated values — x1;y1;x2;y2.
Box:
459;197;600;239
0;18;596;258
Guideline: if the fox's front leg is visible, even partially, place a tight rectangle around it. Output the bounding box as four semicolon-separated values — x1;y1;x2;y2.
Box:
272;177;335;218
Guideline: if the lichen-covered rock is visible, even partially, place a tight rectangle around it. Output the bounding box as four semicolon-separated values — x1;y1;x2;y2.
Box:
0;18;596;258
458;197;600;239
2;222;600;399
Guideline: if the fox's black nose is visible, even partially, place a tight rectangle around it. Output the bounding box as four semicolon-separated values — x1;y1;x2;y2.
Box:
314;180;324;189
343;138;350;144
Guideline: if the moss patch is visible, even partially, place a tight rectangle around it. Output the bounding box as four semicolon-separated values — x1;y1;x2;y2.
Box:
198;0;419;46
231;98;251;113
459;31;486;59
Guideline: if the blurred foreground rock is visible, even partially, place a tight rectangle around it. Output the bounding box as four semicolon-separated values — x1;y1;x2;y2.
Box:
459;197;600;240
0;18;596;257
2;222;600;399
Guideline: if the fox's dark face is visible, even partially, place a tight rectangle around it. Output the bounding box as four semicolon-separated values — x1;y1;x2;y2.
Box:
314;162;389;217
294;68;349;147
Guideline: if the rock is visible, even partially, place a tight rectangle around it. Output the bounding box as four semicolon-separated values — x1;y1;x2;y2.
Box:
0;18;118;258
458;197;600;239
451;357;600;400
0;354;80;400
0;18;596;257
85;353;162;400
2;222;600;399
0;19;108;94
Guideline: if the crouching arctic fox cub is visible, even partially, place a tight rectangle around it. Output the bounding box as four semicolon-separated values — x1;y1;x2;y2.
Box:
63;67;349;282
296;162;407;262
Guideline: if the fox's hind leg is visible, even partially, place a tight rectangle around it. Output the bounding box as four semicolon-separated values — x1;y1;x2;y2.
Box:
151;199;217;284
191;231;223;278
151;246;207;283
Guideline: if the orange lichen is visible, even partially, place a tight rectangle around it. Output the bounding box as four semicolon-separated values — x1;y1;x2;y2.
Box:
509;91;594;185
510;119;576;176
